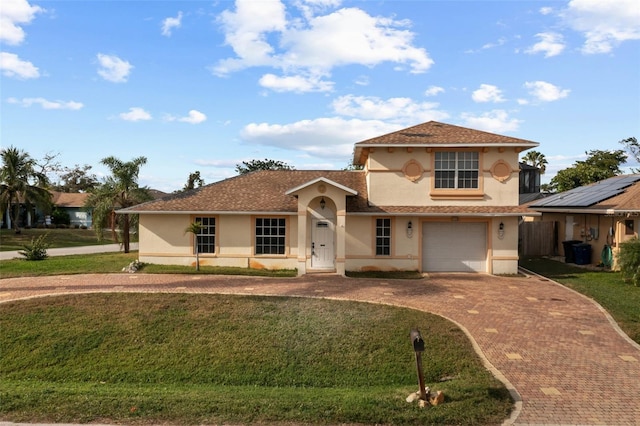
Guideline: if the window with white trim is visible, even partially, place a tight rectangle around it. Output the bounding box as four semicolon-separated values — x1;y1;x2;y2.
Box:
434;151;479;189
376;218;391;256
194;217;215;254
255;218;286;255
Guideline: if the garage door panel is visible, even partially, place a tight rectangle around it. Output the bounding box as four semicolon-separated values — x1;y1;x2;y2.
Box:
423;222;486;272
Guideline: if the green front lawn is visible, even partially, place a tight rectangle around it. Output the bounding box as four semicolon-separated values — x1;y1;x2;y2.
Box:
0;228;119;251
520;257;640;344
0;293;513;425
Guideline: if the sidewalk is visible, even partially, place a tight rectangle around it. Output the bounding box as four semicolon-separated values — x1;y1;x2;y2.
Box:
0;243;139;260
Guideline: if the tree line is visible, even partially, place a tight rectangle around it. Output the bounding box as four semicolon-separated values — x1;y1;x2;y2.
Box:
520;137;638;193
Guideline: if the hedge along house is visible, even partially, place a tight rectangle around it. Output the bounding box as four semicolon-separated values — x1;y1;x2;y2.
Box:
527;175;640;269
119;121;539;275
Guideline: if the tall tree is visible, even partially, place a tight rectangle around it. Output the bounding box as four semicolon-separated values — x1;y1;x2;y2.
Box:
85;156;152;253
53;164;98;193
181;171;205;192
235;159;294;175
0;147;51;233
620;137;639;172
549;149;627;193
521;150;548;174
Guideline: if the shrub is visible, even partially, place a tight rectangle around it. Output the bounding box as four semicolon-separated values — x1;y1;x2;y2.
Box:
51;207;71;226
618;237;640;286
18;234;50;261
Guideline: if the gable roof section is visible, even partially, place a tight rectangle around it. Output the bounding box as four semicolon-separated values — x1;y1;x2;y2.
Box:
530;175;640;213
353;121;539;165
285;177;358;196
120;170;366;214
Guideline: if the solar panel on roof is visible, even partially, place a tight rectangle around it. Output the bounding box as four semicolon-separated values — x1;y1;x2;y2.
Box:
531;175;640;208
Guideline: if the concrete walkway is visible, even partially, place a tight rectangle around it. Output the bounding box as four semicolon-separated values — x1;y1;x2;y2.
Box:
0;243;138;260
0;271;638;425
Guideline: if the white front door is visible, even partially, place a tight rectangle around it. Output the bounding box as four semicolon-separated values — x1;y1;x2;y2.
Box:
312;219;335;269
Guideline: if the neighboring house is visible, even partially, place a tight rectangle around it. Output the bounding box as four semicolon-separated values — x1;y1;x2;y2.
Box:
1;191;91;229
120;121;539;275
528;175;640;268
50;191;92;227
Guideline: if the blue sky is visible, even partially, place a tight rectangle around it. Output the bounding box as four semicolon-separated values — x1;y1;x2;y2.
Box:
2;0;639;192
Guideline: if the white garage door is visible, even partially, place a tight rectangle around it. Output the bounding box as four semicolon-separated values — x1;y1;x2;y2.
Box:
422;222;487;272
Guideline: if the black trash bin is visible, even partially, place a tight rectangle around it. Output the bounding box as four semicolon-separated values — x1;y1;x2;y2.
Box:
562;240;582;263
573;243;592;265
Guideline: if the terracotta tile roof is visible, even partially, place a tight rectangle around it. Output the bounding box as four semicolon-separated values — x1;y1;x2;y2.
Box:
50;191;89;207
121;170;533;216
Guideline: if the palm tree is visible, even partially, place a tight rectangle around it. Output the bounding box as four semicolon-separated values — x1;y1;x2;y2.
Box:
85;156;152;253
521;150;548;174
184;221;203;271
0;146;51;233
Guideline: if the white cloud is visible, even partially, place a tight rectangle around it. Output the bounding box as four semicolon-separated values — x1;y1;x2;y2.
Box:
332;95;448;123
424;86;444;97
214;0;286;74
259;73;334;93
472;84;506;103
241;117;400;158
96;53;133;83
280;7;433;74
161;11;183;37
164;110;207;124
526;32;565;57
524;81;570;102
0;0;44;45
213;1;433;91
539;7;554;16
481;37;507;50
460;110;522;133
7;97;83;110
0;51;39;79
562;0;640;54
119;107;152;122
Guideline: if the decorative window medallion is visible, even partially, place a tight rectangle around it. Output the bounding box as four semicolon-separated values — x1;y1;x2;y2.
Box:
318;184;326;194
490;160;512;183
402;160;423;182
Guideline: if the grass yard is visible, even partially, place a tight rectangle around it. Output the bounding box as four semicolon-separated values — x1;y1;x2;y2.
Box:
0;293;513;425
0;228;119;251
520;257;640;344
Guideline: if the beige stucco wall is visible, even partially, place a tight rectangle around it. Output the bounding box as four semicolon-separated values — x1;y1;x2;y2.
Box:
139;211;521;275
490;216;520;274
366;148;520;206
138;213;298;270
345;215;419;273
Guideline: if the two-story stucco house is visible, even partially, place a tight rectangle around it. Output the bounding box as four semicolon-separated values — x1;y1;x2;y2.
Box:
120;121;539;275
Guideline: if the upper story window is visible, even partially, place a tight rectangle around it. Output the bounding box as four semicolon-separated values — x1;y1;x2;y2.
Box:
194;217;216;254
255;218;286;255
434;151;479;189
375;218;391;256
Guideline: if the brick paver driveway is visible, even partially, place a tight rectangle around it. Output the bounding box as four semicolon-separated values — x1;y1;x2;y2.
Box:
1;272;639;425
